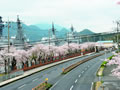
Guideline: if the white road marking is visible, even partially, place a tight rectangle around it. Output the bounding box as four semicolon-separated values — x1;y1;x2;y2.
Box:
85;68;87;70
32;78;38;82
18;84;26;89
81;71;84;73
79;75;81;77
75;79;78;83
91;82;94;90
50;71;70;90
70;85;74;90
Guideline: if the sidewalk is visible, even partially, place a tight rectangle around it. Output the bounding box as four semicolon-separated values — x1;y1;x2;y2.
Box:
94;65;120;90
0;52;95;87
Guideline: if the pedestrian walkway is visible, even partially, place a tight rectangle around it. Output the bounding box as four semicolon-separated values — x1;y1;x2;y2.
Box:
94;65;120;90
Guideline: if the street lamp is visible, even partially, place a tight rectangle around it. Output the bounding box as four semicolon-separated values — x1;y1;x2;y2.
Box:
104;49;107;60
6;19;11;74
116;21;120;52
67;32;69;47
7;19;10;53
48;29;51;50
113;20;120;52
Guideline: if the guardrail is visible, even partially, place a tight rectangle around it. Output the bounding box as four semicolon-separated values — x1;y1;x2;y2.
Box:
0;69;24;82
62;53;104;74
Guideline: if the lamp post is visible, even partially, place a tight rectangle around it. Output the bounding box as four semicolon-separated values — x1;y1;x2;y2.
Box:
114;20;120;52
7;20;10;53
67;32;69;47
105;49;106;60
116;21;120;52
7;19;10;74
48;29;50;50
78;36;81;44
87;35;89;42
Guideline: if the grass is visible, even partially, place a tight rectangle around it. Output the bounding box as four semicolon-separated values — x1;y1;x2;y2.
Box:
101;61;107;67
45;83;52;90
107;55;115;60
61;72;67;75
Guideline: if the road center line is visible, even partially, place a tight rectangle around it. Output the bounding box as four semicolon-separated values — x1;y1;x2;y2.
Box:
79;75;81;77
75;79;78;83
18;84;26;89
70;85;74;90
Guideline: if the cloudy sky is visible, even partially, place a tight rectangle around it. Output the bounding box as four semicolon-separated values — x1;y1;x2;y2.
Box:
0;0;120;33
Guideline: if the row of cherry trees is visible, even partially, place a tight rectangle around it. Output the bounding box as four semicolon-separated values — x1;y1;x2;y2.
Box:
0;42;99;73
107;52;120;78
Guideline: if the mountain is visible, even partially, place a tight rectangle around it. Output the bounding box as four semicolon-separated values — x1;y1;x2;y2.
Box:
35;23;70;38
79;29;95;35
35;23;66;31
2;22;69;41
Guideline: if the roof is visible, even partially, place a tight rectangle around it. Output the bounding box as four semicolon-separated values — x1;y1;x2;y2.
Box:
97;41;113;43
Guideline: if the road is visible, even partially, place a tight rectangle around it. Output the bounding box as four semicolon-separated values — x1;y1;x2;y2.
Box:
0;51;110;90
50;52;112;90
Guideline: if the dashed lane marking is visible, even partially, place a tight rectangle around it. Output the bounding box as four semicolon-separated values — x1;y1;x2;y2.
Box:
70;85;74;90
75;79;78;83
79;75;81;77
18;84;26;89
32;78;38;82
81;71;84;73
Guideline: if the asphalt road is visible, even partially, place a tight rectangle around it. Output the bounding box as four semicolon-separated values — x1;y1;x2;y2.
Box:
50;52;112;90
0;51;109;90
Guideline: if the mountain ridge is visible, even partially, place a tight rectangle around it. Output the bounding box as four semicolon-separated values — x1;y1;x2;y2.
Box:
2;22;95;41
79;29;95;35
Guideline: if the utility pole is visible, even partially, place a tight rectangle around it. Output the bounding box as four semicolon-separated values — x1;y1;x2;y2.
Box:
8;20;10;53
49;28;50;50
67;32;69;47
78;36;80;44
116;21;120;52
94;36;96;42
87;35;89;42
7;19;10;74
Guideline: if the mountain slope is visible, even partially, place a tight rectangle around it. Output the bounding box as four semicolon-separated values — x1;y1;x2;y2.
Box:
2;23;69;41
79;29;95;35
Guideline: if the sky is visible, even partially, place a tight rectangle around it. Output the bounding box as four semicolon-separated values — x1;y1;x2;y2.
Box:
0;0;120;33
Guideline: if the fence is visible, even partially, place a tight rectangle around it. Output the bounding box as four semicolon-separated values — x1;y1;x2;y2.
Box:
0;69;24;82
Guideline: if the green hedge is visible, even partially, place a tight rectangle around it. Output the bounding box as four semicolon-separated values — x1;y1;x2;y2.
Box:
107;55;115;60
97;55;115;76
101;61;107;67
45;83;52;90
116;50;119;53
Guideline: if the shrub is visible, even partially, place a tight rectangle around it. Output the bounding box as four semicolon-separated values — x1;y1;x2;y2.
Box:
107;55;115;60
101;61;107;67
